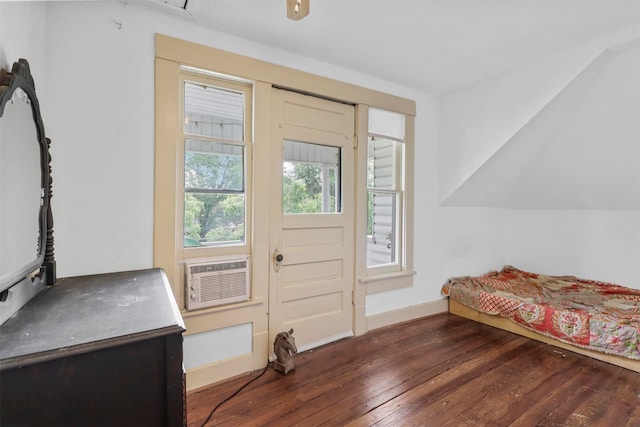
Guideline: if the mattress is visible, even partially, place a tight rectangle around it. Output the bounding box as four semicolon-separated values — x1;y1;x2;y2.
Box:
442;266;640;360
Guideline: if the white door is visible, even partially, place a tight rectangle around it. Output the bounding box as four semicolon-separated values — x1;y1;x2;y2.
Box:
269;88;355;353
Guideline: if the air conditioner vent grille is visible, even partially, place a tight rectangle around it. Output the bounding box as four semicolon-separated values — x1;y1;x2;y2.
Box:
200;272;247;302
190;261;247;275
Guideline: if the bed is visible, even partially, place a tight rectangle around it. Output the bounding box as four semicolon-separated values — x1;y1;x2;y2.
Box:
442;265;640;372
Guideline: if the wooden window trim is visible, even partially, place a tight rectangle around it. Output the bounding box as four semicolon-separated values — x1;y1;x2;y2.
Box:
179;72;253;257
357;109;416;295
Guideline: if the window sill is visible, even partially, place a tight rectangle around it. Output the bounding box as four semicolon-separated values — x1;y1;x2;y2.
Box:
359;270;415;294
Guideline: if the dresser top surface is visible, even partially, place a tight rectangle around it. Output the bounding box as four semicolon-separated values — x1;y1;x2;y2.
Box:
0;268;185;367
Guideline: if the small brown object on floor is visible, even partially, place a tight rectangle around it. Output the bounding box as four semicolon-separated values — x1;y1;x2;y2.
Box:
273;328;297;374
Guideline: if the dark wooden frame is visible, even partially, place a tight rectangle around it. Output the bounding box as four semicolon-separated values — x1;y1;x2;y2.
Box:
0;58;55;291
0;59;55;324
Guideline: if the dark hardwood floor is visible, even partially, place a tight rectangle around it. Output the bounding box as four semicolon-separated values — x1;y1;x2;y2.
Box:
187;313;640;426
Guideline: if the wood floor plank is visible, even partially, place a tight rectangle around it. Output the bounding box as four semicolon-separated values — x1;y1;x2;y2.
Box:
188;313;640;427
348;337;535;426
311;326;522;425
438;343;572;426
571;389;635;426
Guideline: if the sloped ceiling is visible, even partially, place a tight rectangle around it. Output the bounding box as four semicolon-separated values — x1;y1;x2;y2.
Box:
443;39;640;210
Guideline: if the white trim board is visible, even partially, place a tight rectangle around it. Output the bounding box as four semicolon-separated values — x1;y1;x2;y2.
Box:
366;299;449;331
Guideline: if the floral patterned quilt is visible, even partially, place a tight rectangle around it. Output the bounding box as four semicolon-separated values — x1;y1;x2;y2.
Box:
442;266;640;360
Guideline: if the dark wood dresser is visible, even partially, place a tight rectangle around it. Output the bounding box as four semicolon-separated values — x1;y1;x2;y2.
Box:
0;268;186;427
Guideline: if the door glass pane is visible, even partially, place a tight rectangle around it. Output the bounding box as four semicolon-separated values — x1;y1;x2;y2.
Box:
367;191;396;267
184;139;245;247
184;82;244;140
282;140;341;214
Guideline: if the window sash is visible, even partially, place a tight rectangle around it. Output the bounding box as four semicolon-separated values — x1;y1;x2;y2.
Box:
366;111;406;274
183;81;246;141
366;189;402;270
180;73;252;251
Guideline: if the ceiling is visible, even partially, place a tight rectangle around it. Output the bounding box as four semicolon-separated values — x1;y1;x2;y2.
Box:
149;0;640;95
443;39;640;210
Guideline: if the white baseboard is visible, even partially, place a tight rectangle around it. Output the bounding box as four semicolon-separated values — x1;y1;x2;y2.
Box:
366;298;448;331
186;353;254;392
296;331;354;353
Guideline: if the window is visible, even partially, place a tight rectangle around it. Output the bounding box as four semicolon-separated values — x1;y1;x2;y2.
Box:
366;108;405;273
181;75;252;250
282;140;341;214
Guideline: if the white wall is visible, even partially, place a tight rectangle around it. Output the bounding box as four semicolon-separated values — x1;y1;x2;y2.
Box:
505;210;640;288
0;2;47;99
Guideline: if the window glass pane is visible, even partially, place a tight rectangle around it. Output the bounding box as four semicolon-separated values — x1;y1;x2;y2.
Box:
368;107;405;140
184;193;245;247
367;191;396;267
185;140;244;192
282;140;341;214
184;139;245;247
368;136;397;190
184;82;244;140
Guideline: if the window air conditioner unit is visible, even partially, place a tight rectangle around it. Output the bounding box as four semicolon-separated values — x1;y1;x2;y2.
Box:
185;256;250;310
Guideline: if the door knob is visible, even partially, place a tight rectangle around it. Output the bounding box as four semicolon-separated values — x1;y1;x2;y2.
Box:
273;249;284;272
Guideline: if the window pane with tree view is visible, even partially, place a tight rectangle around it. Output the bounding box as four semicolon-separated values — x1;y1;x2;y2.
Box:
282;140;341;214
